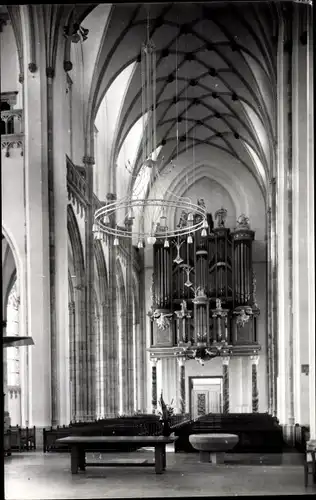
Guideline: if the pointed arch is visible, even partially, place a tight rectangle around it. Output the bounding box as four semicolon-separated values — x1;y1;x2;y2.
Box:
2;229;19;319
94;239;108;299
67;204;86;421
67;204;85;281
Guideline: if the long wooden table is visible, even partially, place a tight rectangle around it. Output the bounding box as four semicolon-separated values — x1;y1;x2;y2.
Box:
56;435;177;475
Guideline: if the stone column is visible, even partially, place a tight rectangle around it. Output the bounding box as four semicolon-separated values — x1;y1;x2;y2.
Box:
291;2;315;435
21;17;52;427
151;358;158;414
106;193;119;417
251;356;259;413
222;357;230;414
83;155;96;422
102;300;111;417
124;217;134;414
68;301;75;421
276;5;294;427
177;357;186;414
306;5;315;441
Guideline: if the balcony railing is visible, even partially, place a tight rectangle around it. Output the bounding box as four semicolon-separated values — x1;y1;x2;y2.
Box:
66;155;89;216
1;109;23;157
1;109;23;133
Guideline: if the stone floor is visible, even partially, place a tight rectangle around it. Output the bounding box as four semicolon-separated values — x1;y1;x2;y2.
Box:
4;445;316;499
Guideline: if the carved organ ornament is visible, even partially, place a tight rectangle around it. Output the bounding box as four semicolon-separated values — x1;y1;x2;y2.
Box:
149;205;260;359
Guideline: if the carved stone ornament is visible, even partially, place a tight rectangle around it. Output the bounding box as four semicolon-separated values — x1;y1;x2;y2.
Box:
63;60;73;72
214;207;228;227
236;308;251;328
236;214;250;229
1;135;24;157
28;62;37;73
152;310;173;330
216;298;222;310
180;299;187;317
177;210;188;228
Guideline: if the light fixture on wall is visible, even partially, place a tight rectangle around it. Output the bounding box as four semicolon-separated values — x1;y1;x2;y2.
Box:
93;21;207;248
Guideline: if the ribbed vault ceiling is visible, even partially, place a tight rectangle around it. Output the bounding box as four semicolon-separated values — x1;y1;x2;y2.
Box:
87;2;279;193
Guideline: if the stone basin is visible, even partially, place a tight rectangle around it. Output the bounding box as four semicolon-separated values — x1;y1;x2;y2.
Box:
189;433;239;464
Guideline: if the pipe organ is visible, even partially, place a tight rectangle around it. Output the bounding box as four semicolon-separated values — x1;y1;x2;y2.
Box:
149;208;259;348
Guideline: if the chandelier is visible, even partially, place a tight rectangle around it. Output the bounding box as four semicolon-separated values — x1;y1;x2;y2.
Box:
93;27;208;248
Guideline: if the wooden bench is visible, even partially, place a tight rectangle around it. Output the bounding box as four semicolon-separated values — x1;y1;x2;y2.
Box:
56;435;177;475
4;430;11;456
8;425;36;452
304;440;316;487
43;417;164;453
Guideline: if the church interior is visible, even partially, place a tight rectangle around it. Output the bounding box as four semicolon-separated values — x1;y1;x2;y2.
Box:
1;1;315;498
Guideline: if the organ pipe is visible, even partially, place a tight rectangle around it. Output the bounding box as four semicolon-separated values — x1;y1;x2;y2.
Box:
151;211;257;347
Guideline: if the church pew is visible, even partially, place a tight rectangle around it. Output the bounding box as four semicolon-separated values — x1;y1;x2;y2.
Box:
8;425;36;452
43;416;163;453
173;413;284;453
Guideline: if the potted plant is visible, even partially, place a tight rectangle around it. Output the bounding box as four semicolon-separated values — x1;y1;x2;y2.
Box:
158;393;174;437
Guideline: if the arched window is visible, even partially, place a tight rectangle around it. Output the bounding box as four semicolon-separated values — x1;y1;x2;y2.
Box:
6;280;22;426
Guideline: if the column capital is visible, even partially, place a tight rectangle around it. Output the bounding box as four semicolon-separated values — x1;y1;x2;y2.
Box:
250;355;259;365
28;62;37;73
177;357;186;367
150;357;159;366
82;155;95;166
222;356;230;366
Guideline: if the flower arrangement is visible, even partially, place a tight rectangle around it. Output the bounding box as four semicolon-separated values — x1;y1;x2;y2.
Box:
158;392;174;421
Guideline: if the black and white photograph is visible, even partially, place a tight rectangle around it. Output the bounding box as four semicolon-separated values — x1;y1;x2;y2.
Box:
1;0;315;498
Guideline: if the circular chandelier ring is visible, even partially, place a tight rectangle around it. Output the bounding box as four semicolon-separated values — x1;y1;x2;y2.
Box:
94;198;207;239
95;198;206;219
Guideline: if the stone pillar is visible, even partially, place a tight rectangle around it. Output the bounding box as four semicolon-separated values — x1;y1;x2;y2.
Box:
106;193;119;417
68;301;75;421
94;309;101;419
306;5;315;441
177;357;186;414
151;358;158;414
251;356;259;413
222;357;230;414
291;2;315;435
124;217;134;414
267;183;277;416
98;303;106;419
83;155;96;421
276;5;294;426
21;16;52;427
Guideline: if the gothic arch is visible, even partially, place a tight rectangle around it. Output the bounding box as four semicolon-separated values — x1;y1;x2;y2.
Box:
2;230;19;321
67;204;86;421
94;239;108;299
67;205;85;283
